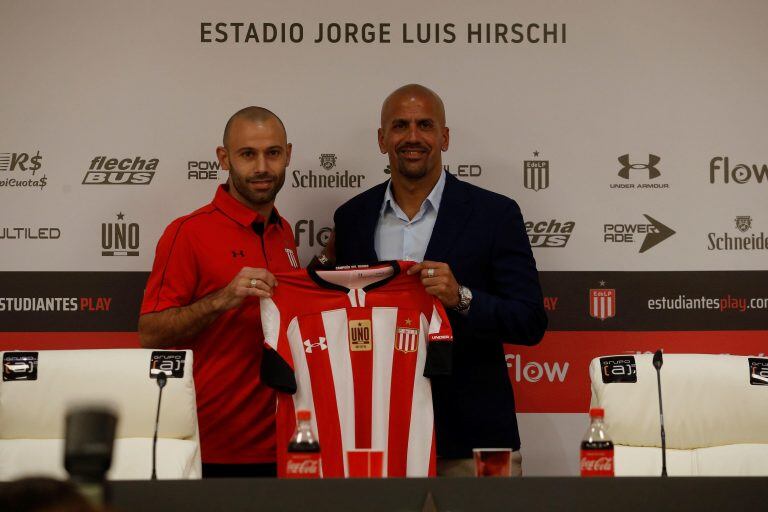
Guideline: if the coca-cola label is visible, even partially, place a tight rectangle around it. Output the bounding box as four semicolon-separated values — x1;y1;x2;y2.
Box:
285;453;321;478
600;356;637;383
580;449;614;477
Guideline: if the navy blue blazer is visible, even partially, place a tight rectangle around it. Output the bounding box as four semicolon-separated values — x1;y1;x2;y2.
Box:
333;171;547;456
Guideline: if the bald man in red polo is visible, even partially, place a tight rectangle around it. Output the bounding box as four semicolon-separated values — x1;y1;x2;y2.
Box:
139;107;298;478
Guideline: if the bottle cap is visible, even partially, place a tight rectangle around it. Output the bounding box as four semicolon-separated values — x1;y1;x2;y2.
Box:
297;410;312;422
589;407;605;418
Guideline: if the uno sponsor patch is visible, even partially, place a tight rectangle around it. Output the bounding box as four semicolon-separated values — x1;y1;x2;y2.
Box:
348;319;372;352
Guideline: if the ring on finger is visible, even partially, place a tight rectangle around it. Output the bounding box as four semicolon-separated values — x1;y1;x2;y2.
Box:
249;278;259;288
426;268;435;278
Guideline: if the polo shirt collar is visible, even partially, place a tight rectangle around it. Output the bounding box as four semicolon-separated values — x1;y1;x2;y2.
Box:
213;184;282;228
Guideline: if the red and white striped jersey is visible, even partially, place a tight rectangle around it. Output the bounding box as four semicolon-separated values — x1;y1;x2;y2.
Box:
260;261;453;478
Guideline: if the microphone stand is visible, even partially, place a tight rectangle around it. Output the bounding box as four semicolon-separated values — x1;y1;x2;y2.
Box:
151;371;167;480
653;350;667;477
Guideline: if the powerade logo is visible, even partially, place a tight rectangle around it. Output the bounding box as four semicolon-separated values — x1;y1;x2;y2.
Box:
187;160;221;180
603;214;675;252
83;156;159;185
600;356;637;383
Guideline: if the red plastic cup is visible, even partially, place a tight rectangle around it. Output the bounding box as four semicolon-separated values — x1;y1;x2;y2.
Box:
473;448;512;477
346;450;384;478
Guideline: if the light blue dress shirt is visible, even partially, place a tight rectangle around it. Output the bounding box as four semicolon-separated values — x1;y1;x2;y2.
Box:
374;171;446;262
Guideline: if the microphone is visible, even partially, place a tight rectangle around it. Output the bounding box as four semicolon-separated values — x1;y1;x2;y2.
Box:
64;405;117;506
652;350;667;477
151;370;167;480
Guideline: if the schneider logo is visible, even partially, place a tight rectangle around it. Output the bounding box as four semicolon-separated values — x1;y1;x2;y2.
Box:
0;150;47;190
102;212;140;256
83;156;159;185
707;216;768;251
710;157;768;185
526;219;574;248
603;214;675;253
292;153;364;188
610;153;669;190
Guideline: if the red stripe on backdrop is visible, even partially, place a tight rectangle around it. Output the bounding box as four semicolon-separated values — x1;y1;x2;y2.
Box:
0;332;140;350
508;330;768;413
3;330;766;415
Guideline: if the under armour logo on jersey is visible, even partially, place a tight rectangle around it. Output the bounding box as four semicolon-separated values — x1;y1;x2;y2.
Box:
304;337;327;353
285;248;299;269
231;249;245;258
618;154;661;180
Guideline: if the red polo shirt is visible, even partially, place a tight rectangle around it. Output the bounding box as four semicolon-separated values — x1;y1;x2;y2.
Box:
141;184;299;464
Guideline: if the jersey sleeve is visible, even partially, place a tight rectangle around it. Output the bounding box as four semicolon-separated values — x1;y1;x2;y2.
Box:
424;298;453;377
260;296;297;394
140;220;198;315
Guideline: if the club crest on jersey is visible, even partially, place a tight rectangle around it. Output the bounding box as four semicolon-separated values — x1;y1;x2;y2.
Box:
395;327;419;353
304;337;327;353
285;248;299;269
348;319;372;352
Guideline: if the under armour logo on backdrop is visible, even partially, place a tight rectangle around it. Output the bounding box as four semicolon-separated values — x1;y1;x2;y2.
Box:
618;154;661;180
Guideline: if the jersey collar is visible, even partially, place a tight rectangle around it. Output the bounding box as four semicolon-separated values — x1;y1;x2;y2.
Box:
213;184;283;228
308;260;402;293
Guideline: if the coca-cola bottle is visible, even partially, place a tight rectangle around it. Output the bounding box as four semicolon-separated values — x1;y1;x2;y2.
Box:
580;407;614;477
285;410;321;478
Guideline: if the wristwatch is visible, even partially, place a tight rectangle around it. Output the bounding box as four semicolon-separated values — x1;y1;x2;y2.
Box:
454;285;473;312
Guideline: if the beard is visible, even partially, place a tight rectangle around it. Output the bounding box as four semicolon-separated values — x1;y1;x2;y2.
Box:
229;165;286;207
393;144;433;180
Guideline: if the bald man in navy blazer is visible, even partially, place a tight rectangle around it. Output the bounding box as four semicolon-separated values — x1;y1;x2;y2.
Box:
328;84;547;476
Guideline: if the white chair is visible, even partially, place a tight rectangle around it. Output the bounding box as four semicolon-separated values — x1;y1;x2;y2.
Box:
0;349;201;480
589;353;768;476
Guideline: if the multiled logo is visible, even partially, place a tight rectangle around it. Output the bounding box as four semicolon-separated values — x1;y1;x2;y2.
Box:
710;157;768;184
83;156;158;185
101;212;139;256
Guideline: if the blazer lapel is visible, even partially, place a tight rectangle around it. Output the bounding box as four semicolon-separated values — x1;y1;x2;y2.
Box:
424;172;472;262
357;181;388;263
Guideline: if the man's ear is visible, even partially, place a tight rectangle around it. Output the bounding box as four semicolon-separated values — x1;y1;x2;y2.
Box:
216;146;230;171
378;128;386;154
285;142;292;167
441;127;450;152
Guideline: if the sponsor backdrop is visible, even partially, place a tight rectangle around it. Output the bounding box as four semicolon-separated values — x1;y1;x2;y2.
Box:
1;0;766;475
